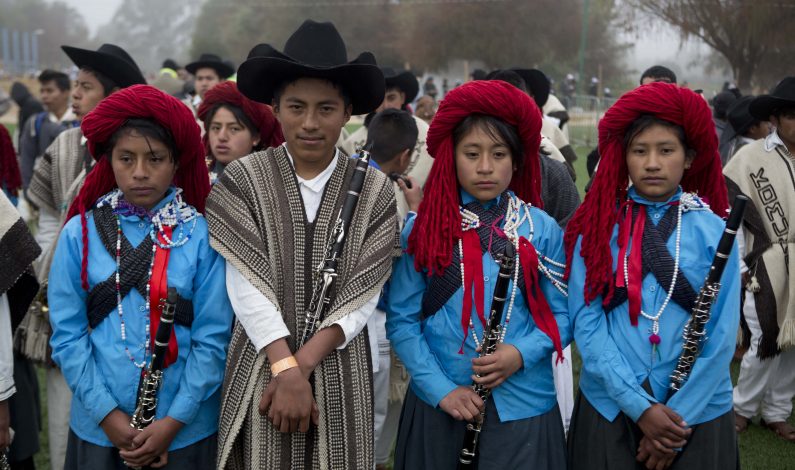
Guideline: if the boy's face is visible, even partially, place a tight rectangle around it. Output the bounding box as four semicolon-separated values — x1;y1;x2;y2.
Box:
455;124;514;204
111;130;177;210
376;87;406;113
72;69;109;120
625;124;692;202
274;78;351;167
195;67;221;99
40;80;70;114
771;109;795;151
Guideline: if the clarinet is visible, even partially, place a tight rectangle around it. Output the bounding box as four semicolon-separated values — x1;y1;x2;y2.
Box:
458;243;516;469
668;195;747;397
299;149;371;348
130;288;178;430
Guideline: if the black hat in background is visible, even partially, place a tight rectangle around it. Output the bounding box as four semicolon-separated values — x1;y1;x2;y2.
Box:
61;43;146;88
185;53;235;79
749;76;795;121
381;67;419;105
511;68;551;108
727;96;760;139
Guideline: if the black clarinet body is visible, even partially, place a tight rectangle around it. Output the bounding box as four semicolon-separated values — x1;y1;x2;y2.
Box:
458;244;516;469
299;150;371;347
668;195;747;398
130;288;178;430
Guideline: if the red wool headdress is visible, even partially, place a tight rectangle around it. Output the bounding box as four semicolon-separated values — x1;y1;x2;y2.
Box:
66;84;210;223
196;81;284;163
564;82;729;306
408;79;544;276
66;85;211;293
0;125;21;197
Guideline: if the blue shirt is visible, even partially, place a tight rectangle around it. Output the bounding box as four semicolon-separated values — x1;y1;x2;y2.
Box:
568;187;740;425
49;188;233;449
387;191;571;421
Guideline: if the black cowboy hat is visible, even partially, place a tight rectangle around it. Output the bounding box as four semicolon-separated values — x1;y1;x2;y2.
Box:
382;67;419;105
185;53;235;79
749;76;795;120
61;43;146;88
727;96;759;139
237;20;385;115
511;68;550;108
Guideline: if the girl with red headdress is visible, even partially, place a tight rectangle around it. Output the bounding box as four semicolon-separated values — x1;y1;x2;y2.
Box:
196;81;283;184
565;82;740;470
48;85;232;469
387;80;571;468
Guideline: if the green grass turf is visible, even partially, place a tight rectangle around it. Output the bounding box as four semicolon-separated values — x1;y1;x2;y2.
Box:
17;124;795;470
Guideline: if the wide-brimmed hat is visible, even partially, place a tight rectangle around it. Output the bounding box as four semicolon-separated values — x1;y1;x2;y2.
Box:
749;76;795;120
512;68;550;108
185;53;235;79
61;43;146;88
382;67;419;105
727;96;759;139
237;20;385;115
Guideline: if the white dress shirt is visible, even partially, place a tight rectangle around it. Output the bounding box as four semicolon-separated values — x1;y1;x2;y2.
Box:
226;144;379;364
0;294;16;401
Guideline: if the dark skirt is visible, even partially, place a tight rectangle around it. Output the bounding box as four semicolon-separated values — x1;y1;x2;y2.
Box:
64;429;217;470
566;392;739;470
394;387;567;470
8;354;40;463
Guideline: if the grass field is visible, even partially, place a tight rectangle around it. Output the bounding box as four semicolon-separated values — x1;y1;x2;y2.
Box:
7;121;795;469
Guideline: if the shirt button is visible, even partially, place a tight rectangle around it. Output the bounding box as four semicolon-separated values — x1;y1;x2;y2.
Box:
649;285;656;292
653;213;660;219
484;276;490;282
138;222;145;228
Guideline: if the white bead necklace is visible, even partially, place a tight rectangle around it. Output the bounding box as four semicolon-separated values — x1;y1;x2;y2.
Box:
97;188;199;368
622;198;684;347
458;195;568;347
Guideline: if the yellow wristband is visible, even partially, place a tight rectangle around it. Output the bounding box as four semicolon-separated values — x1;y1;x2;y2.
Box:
271;356;299;377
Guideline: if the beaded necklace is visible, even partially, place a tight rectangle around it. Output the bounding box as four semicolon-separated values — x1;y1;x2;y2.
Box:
621;191;706;358
458;194;567;347
95;188;199;368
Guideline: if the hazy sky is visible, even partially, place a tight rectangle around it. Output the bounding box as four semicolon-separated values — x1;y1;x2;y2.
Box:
49;0;720;86
49;0;123;36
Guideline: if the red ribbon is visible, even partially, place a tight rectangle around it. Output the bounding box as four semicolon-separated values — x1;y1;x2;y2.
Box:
615;202;645;326
518;237;564;363
460;230;486;353
149;226;178;368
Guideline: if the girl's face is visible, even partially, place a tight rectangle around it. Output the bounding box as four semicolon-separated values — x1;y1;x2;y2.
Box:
111;130;177;210
626;123;693;202
455;124;515;204
207;107;260;164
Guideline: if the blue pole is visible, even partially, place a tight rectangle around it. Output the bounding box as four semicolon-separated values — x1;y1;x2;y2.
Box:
1;28;9;75
22;30;30;73
11;30;20;75
31;32;38;71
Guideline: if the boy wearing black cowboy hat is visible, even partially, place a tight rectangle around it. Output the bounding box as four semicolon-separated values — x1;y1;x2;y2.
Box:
184;53;235;112
721;96;771;165
20;42;145;470
341;66;433;220
726;76;795;444
205;20;398;470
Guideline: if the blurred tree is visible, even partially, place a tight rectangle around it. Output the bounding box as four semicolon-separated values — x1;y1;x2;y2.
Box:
0;0;90;69
192;0;625;86
627;0;795;90
94;0;205;74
